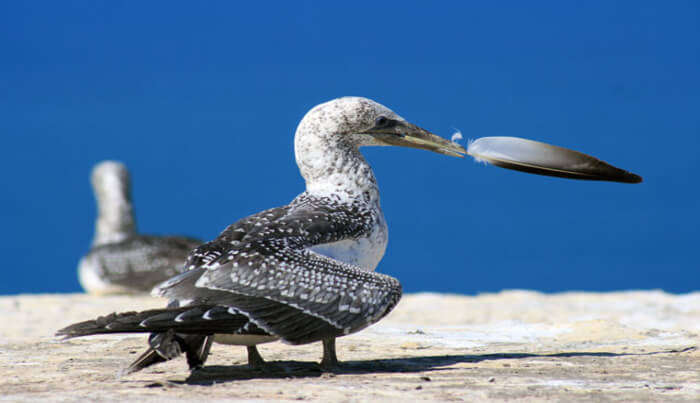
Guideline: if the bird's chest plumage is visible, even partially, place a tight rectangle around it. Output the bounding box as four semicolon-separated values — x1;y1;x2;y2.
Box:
309;210;388;271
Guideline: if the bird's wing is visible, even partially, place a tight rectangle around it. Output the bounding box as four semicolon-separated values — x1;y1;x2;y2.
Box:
185;194;376;269
155;250;401;344
184;205;293;269
154;200;400;345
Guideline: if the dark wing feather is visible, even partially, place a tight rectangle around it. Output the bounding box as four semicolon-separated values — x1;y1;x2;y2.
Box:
185;206;292;269
156;248;402;344
239;196;376;246
186;194;377;270
56;305;251;337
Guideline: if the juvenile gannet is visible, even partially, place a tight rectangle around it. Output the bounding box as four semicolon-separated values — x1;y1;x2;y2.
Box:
58;97;466;374
79;161;202;294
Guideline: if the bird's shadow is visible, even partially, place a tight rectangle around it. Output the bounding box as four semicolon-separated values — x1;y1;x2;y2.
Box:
173;346;696;386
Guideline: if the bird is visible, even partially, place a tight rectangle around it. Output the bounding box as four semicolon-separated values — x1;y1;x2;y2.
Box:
57;97;466;374
78;161;202;295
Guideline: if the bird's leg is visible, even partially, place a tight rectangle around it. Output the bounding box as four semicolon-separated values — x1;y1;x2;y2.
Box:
320;337;339;370
246;345;266;370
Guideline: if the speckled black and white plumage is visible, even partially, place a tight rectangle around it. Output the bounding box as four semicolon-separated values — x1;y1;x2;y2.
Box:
79;161;202;294
59;97;465;374
155;191;401;341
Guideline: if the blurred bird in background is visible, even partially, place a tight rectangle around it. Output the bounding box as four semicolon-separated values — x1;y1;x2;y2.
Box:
78;161;201;295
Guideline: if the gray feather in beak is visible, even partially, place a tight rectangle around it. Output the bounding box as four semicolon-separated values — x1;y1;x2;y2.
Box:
466;136;642;183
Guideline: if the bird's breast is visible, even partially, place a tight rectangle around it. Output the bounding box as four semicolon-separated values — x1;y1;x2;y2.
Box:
308;214;388;271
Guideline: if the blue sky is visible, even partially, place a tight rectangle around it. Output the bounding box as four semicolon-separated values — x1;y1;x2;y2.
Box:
1;1;698;294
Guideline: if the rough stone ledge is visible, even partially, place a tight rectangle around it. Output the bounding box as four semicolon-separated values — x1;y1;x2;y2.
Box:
0;290;698;402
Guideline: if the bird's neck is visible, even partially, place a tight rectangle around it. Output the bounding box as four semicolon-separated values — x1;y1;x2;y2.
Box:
93;191;137;246
296;136;380;204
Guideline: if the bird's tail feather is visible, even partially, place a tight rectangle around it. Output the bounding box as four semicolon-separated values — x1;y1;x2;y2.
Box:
56;305;233;375
56;305;248;338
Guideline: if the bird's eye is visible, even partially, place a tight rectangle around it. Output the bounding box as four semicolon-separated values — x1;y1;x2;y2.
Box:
375;116;388;127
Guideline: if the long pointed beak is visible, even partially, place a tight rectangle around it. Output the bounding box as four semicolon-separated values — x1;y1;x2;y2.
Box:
365;121;466;157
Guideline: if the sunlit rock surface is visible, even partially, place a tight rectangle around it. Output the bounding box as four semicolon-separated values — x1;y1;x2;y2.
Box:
1;291;698;401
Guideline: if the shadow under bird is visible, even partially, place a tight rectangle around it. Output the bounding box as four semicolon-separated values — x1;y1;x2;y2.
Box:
58;97;641;375
78;161;202;295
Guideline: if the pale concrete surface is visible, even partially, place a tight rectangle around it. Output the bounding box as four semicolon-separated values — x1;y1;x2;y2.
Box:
0;291;698;402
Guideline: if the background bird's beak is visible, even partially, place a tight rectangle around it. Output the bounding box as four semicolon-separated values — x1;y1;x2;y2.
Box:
365;120;466;157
